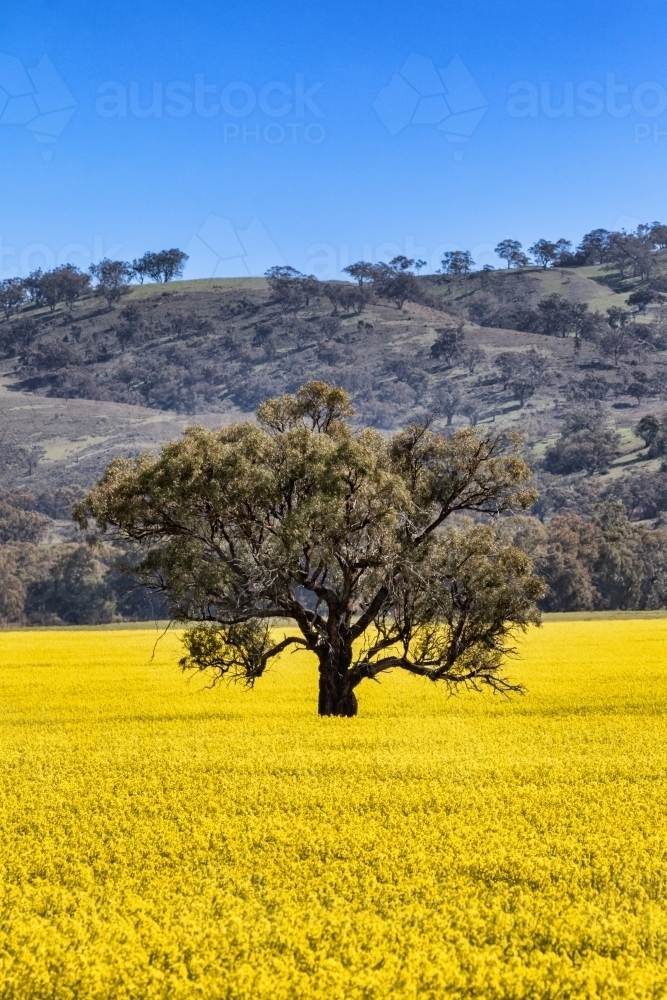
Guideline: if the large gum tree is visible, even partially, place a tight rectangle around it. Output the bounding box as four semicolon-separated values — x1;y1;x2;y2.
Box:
76;382;543;716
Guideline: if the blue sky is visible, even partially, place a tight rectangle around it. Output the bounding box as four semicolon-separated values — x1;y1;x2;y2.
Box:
1;0;667;279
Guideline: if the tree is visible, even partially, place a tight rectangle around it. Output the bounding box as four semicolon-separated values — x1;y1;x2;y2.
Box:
329;284;367;315
265;266;319;313
435;382;461;425
635;413;667;457
552;239;574;266
388;255;414;272
626;374;650;406
414;259;427;275
576;229;611;265
462;347;485;374
380;269;419;309
461;400;482;426
496;349;548;406
4;317;37;354
89;259;133;307
431;323;465;364
39;270;65;311
605;231;654;281
133;249;189;283
536;294;577;338
494;239;526;269
495;352;524;390
440;251;474;275
0;278;25;319
131;257;150;284
54;265;91;310
529;239;558;269
606;306;630;330
544;406;620;474
626;288;656;314
598;325;632;367
22;269;46;306
649;222;667;248
342;262;377;287
76;381;542;717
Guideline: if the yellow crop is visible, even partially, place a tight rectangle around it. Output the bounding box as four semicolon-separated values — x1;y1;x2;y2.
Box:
1;621;667;999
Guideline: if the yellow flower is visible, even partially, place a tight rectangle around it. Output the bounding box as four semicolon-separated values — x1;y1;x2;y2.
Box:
1;620;667;998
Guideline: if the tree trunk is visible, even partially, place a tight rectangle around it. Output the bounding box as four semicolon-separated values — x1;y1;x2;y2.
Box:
318;654;358;717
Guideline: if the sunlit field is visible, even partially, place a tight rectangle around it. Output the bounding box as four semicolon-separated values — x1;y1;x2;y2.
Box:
2;622;667;999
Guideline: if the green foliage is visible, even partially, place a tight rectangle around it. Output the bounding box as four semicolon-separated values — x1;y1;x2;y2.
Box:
635;412;667;457
544;406;620;475
506;504;667;612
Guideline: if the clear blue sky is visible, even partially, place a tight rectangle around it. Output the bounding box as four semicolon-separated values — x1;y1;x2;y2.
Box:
1;0;667;279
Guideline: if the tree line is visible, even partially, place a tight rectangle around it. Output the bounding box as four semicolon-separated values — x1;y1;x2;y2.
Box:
0;248;189;319
439;221;667;277
266;256;424;313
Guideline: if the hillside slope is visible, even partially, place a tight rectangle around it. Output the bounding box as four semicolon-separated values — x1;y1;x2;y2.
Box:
1;267;666;510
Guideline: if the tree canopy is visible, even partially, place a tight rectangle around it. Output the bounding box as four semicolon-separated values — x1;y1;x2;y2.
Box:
76;381;543;716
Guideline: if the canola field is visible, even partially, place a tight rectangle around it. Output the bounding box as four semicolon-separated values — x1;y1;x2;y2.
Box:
1;621;667;999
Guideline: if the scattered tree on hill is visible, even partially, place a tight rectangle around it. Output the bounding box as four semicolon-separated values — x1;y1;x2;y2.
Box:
635;413;667;457
265;266;319;313
552;239;574;266
342;262;377;287
626;288;656;314
494;239;528;269
495;352;524;390
3;317;37;354
326;282;367;315
462;347;485;374
606;306;630;330
605;231;655;281
89;259;134;308
0;279;25;319
529;240;558;269
626;373;651;406
379;268;419;309
388;255;415;272
131;256;150;283
440;250;474;275
56;265;91;310
495;349;548;406
575;229;611;265
435;382;462;425
461;400;482;425
76;381;542;717
598;325;633;367
363;259;420;310
22;269;46;306
431;322;465;364
132;249;189;283
34;265;90;312
544;405;620;474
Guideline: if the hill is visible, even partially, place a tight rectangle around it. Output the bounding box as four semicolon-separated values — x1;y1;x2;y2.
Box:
1;265;666;497
2;259;667;624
